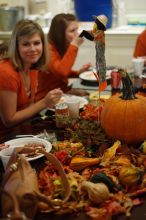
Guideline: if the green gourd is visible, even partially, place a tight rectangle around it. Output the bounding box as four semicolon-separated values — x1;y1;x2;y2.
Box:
91;172;121;192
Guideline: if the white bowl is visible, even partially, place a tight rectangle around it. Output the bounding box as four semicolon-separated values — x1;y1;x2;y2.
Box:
0;137;52;170
0;147;16;170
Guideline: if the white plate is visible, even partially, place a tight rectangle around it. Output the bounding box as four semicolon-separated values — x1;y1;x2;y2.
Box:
79;70;112;82
2;137;52;162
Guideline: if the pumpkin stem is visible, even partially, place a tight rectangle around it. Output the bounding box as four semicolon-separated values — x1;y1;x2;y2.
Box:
118;69;136;100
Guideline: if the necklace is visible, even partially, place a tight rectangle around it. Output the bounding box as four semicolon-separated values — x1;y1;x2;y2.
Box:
20;71;31;95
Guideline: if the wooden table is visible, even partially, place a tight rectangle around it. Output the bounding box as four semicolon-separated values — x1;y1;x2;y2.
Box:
71;74;146;92
1;76;146;219
0;113;146;220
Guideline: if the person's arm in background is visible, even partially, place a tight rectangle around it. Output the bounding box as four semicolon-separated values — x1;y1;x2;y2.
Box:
48;43;78;76
133;30;146;65
48;36;92;77
71;36;92;74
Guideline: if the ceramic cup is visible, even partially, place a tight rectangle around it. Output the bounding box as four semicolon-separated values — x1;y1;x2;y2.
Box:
132;57;144;77
0;147;15;170
65;97;80;119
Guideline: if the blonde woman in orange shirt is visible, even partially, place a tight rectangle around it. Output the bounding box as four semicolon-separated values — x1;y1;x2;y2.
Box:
0;19;63;140
36;13;92;101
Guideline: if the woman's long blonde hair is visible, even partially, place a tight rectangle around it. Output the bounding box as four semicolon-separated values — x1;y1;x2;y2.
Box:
8;19;49;71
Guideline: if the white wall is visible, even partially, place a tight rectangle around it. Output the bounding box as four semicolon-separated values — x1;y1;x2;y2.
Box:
47;0;74;15
115;0;146;24
28;0;74;15
124;0;146;14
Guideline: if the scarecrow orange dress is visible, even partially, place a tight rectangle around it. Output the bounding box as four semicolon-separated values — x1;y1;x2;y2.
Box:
0;60;38;143
35;43;79;101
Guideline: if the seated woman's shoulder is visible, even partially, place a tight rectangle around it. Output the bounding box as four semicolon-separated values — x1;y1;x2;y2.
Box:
0;59;12;68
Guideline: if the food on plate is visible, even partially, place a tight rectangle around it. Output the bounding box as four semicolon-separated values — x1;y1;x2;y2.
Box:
2;137;52;163
17;143;45;158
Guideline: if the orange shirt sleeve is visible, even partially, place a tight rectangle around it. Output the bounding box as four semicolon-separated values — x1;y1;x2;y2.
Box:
0;60;38;110
0;62;19;93
133;30;146;57
48;43;79;77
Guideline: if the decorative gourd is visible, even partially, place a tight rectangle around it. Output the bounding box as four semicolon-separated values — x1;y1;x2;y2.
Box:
141;173;146;187
114;156;132;166
91;172;118;192
119;166;144;187
101;70;146;144
69;156;101;171
101;140;121;165
139;140;146;153
82;181;110;204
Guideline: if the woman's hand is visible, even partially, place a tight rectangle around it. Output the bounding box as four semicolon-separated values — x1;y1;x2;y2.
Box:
44;88;63;108
0;88;62;127
78;63;93;74
71;36;84;47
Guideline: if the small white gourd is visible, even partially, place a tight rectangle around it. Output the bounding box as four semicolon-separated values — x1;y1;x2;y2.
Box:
82;181;110;204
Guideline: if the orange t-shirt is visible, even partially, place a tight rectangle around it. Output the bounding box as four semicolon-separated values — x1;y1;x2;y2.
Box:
36;43;79;101
133;29;146;57
0;60;38;142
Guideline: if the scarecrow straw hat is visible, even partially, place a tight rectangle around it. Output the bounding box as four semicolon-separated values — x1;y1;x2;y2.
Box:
93;14;108;30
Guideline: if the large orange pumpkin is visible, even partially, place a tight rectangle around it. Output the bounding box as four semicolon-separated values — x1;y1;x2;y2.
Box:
101;70;146;144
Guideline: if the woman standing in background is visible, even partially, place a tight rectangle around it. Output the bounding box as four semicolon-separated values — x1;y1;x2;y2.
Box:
0;42;8;60
36;13;92;101
0;19;63;142
133;29;146;66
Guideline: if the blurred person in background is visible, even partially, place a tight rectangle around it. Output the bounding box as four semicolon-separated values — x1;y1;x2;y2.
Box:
36;13;92;101
0;19;63;141
0;41;8;60
133;29;146;66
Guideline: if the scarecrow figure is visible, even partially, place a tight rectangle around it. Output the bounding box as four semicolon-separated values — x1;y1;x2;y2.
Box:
80;15;108;83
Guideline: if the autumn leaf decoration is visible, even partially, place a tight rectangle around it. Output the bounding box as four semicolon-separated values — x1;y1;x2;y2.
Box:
93;71;107;95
